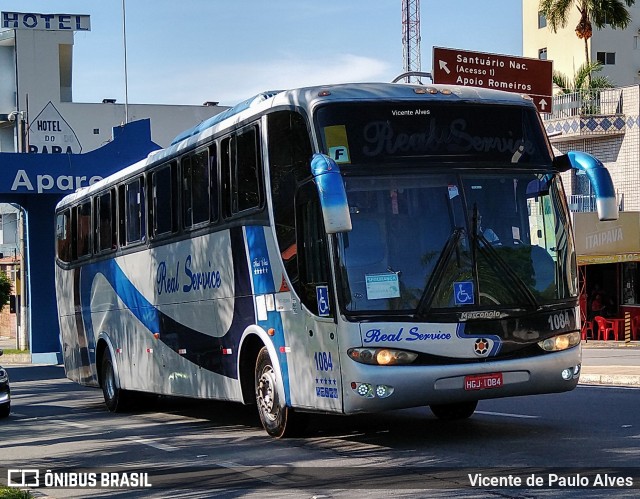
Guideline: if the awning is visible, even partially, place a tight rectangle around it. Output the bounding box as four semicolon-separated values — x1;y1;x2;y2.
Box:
578;253;640;265
573;212;640;265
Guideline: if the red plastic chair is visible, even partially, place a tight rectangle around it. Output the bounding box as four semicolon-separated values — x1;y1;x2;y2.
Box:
632;316;640;341
581;320;594;341
594;316;617;341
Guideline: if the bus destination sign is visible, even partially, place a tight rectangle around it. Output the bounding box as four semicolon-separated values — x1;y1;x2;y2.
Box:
432;47;553;114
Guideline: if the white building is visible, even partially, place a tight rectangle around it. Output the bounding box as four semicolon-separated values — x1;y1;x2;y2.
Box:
523;1;640;331
522;1;640;88
0;11;227;154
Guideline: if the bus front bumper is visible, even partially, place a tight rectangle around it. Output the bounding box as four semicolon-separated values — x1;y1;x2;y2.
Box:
341;346;581;414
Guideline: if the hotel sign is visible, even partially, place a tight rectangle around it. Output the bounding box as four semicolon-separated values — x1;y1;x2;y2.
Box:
29;102;82;154
1;12;91;31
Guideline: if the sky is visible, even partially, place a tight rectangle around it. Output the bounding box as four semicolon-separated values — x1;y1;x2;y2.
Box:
2;1;523;107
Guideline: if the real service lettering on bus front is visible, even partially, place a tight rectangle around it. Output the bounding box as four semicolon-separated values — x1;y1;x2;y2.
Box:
55;82;616;437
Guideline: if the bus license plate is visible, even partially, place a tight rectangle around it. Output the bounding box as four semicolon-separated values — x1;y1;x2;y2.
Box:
464;372;503;391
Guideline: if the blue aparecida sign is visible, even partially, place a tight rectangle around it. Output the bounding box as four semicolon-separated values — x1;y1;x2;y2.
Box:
0;119;159;363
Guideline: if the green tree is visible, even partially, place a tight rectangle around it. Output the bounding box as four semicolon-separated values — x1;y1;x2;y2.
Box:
539;0;635;84
0;271;12;312
552;61;613;93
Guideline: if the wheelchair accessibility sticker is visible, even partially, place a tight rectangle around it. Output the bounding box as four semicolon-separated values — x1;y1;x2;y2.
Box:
454;281;474;305
316;285;330;317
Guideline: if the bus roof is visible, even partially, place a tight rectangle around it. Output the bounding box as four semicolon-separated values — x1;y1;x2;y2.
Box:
56;82;537;210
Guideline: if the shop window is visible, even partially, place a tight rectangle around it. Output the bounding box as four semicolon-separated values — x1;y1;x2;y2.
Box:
623;262;638;305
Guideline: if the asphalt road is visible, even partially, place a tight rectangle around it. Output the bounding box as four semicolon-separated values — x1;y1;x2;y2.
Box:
1;364;639;498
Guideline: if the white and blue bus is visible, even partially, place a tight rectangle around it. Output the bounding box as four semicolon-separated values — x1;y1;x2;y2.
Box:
55;82;616;437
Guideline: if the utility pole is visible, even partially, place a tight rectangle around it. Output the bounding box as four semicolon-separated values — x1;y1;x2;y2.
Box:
402;0;421;83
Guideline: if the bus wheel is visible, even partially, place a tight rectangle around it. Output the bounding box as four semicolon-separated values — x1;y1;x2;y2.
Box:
101;349;130;412
429;401;478;420
255;347;304;438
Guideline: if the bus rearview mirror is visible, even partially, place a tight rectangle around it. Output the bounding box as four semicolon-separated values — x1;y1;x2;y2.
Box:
310;154;352;234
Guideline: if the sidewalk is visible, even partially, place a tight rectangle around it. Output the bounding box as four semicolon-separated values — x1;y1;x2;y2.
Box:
0;335;31;363
2;336;639;387
579;340;640;387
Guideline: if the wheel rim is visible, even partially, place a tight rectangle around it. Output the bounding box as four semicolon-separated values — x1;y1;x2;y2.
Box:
104;361;116;401
257;365;279;422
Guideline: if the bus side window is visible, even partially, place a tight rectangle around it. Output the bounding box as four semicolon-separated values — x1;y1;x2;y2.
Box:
95;189;116;253
268;110;313;290
235;126;261;212
74;201;92;259
56;209;72;262
221;136;233;219
221;124;262;219
123;177;145;245
210;143;219;222
296;182;332;317
150;161;177;238
182;149;210;228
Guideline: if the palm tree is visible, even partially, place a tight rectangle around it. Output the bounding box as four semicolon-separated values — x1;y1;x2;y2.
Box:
539;1;635;84
553;61;614;115
552;61;613;94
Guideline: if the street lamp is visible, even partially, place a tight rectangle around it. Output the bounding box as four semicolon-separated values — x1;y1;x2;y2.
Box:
7;111;28;153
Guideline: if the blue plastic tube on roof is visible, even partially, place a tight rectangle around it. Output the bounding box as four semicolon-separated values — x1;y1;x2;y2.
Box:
567;150;618;221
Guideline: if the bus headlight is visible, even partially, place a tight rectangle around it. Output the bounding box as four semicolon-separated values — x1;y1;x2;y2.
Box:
538;332;581;352
348;348;418;366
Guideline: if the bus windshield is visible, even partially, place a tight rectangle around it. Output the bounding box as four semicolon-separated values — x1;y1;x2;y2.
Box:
336;172;577;315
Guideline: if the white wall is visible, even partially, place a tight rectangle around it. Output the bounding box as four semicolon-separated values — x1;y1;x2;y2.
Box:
523;2;640;88
54;102;226;151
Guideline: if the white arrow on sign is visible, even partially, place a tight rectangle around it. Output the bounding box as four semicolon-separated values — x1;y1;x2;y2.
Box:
538;98;548;111
438;60;451;74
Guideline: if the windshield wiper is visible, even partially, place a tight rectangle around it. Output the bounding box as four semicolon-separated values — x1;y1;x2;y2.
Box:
475;232;539;310
415;227;465;319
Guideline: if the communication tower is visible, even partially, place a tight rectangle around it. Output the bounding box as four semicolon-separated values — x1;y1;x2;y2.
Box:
401;0;421;82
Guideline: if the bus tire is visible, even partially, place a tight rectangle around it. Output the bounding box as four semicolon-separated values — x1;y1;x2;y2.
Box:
429;400;478;420
255;346;305;438
101;349;131;412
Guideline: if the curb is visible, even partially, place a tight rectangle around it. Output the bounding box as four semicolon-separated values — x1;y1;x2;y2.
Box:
579;374;640;387
582;340;640;348
0;353;31;366
1;353;32;364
